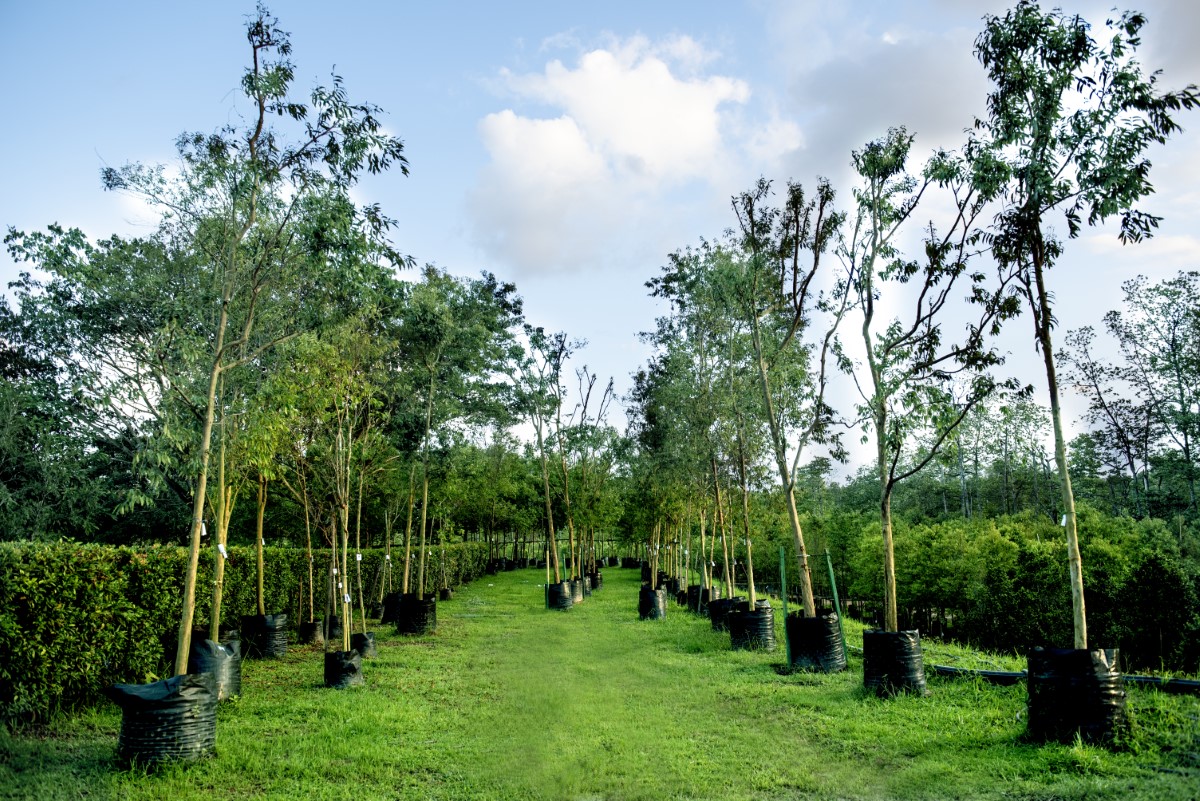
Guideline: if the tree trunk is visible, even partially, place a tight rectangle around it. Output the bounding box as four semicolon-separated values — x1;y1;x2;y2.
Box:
878;408;899;633
1032;249;1087;649
256;473;267;616
172;308;227;677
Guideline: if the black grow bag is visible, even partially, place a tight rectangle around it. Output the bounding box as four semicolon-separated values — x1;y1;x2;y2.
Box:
241;613;288;658
1027;647;1127;745
439;587;453;601
638;586;667;620
863;629;927;697
187;639;242;701
588;571;603;590
686;584;702;612
105;673;217;765
709;596;743;632
298;621;323;645
785;613;846;672
324;650;364;688
546;581;573;610
396;594;437;635
582;576;593;598
350;631;377;659
730;601;777;651
570;578;585;604
380;592;402;624
323;615;343;643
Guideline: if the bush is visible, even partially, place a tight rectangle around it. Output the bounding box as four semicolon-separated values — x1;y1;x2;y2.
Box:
0;540;487;725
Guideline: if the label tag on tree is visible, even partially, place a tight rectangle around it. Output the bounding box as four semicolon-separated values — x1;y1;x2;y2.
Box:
1061;514;1067;527
344;594;351;604
337;582;343;589
356;553;362;562
202;522;208;538
385;554;391;561
332;567;338;575
217;543;227;559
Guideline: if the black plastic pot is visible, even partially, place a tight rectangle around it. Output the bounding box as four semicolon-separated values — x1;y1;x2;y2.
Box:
570;578;585;604
439;587;453;601
187;639;242;701
323;615;343;643
1027;647;1127;745
640;563;652;582
350;631;377;659
863;629;927;697
785;613;846;672
546;581;573;610
380;592;402;625
730;601;777;651
367;602;383;619
638;586;668;620
686;585;702;612
588;571;603;590
298;621;323;645
396;594;437;635
324;650;363;689
241;613;288;659
709;596;743;632
104;673;217;765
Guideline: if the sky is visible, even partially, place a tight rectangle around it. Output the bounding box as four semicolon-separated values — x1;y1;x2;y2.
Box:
2;1;1198;476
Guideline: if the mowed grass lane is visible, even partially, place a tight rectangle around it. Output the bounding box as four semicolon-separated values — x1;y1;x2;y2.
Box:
3;566;1198;800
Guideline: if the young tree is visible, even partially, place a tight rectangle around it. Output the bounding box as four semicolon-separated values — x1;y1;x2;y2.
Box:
974;1;1197;648
8;8;409;675
842;128;1017;633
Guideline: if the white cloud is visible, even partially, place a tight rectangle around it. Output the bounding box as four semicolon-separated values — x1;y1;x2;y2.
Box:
470;34;775;275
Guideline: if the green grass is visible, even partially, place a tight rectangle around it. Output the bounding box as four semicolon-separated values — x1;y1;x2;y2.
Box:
3;567;1198;800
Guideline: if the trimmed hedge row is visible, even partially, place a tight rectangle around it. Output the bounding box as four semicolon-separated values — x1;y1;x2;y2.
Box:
0;541;487;725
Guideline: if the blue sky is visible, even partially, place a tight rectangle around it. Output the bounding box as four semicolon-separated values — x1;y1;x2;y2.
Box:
3;1;1198;471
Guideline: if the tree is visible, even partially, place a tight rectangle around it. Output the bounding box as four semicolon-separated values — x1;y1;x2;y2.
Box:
841;127;1017;633
7;7;409;675
974;1;1198;648
730;177;847;615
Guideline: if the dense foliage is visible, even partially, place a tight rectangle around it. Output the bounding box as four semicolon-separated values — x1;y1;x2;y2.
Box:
0;541;487;724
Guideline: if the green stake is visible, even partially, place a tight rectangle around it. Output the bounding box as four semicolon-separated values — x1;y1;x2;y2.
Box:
825;549;847;659
780;546;791;667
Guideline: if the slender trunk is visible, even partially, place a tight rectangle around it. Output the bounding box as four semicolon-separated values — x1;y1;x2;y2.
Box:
403;463;416;593
418;372;435;598
750;318;817;614
256;473;267;616
355;465;367;634
303;490;314;621
712;459;734;598
736;435;757;607
173;308;228;677
877;407;899;632
1031;248;1086;649
537;422;561;583
209;411;229;642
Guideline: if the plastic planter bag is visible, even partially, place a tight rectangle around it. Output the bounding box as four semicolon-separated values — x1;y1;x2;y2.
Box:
187;639;242;701
1027;647;1127;745
105;673;217;765
786;613;847;673
863;629;927;697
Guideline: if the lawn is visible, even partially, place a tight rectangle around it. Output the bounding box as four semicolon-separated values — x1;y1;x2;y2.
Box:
3;566;1198;800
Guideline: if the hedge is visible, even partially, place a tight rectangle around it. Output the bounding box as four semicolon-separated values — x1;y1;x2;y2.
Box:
0;541;488;725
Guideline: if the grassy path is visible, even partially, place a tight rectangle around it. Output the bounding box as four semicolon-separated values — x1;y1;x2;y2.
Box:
3;567;1198;800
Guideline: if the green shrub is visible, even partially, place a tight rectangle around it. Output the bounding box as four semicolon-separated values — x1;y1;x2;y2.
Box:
0;540;487;725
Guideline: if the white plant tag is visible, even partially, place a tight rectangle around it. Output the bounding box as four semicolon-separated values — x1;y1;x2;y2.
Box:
202;522;208;538
344;594;351;604
337;582;343;589
385;555;391;561
217;543;227;559
356;553;362;562
1061;514;1067;527
332;567;338;575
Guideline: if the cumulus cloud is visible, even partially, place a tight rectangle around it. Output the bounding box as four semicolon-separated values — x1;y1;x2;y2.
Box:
469;34;787;275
